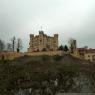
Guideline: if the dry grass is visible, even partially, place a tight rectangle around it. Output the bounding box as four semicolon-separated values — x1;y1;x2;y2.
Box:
0;54;95;94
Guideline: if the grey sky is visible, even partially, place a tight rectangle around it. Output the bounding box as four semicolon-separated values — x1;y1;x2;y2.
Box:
0;0;95;51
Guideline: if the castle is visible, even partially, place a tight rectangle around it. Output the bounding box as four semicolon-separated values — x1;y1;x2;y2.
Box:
28;30;58;52
0;30;95;62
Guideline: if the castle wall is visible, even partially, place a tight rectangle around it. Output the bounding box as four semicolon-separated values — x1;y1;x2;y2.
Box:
0;51;64;60
26;51;64;56
0;52;24;60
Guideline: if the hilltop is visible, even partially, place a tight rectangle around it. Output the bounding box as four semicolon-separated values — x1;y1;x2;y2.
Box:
0;54;95;95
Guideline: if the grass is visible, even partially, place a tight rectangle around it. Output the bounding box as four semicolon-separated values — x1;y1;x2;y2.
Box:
0;54;95;95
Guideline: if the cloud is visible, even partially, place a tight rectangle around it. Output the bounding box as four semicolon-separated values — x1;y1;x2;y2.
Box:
0;0;95;51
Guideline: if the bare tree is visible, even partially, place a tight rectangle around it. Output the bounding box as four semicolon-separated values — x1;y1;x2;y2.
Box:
0;39;5;52
11;36;16;52
17;38;23;52
7;43;12;51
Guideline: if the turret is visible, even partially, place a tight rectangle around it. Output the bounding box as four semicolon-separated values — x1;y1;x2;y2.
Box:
54;34;58;50
39;31;44;35
54;34;58;38
30;34;34;38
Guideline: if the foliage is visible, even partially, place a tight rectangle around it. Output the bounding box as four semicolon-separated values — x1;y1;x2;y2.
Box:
58;45;64;51
58;45;69;52
63;45;69;52
0;55;95;95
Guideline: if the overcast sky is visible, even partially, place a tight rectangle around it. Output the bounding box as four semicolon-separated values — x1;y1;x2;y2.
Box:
0;0;95;51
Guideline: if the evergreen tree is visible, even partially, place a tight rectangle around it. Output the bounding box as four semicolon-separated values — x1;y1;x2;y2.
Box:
63;45;69;52
58;45;64;51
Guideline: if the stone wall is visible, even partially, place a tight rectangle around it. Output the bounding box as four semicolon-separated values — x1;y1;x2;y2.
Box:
0;51;64;60
25;51;64;56
0;52;24;60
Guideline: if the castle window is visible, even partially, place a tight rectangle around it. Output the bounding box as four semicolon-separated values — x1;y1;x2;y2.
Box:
88;55;90;57
54;40;56;43
40;39;42;42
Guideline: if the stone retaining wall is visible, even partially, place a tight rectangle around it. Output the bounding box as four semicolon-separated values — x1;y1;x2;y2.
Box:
0;51;64;60
25;51;64;56
0;52;24;60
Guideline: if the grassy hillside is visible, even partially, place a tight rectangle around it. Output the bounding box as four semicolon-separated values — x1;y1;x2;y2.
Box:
0;54;95;95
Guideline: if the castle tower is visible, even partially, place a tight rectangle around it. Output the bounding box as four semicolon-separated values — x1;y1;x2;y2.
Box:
54;34;58;50
68;38;77;53
28;34;34;52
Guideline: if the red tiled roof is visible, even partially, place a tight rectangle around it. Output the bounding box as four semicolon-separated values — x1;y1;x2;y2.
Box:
87;49;95;53
77;48;87;51
77;48;95;53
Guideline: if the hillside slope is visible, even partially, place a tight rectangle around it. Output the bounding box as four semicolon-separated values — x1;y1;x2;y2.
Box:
0;54;95;95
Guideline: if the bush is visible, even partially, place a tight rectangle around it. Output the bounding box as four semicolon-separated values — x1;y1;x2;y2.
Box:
42;55;50;62
53;55;63;61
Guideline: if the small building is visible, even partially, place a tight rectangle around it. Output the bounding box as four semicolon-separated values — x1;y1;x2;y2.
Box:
84;49;95;62
28;30;58;52
0;51;24;60
75;48;87;59
73;48;95;62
